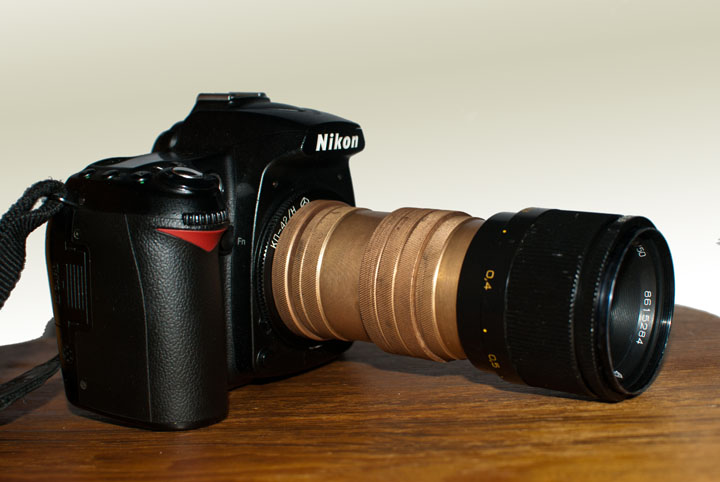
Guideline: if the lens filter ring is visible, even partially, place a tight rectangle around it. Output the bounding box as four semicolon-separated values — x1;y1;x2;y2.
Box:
591;221;674;398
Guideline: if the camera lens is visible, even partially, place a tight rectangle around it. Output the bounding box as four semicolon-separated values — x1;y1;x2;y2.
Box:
269;201;674;401
456;209;674;400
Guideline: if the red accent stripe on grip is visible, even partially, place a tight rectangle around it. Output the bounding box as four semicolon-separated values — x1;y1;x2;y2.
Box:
157;228;227;252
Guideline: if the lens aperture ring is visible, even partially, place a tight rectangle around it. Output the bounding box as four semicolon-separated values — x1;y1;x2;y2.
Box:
456;210;550;384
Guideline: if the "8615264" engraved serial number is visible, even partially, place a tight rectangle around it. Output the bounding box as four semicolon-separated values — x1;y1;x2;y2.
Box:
636;290;653;345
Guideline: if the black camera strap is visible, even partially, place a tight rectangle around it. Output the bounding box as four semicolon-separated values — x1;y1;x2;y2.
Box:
0;180;66;410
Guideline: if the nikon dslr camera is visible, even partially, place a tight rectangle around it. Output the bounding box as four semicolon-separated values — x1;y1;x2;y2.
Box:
47;93;674;430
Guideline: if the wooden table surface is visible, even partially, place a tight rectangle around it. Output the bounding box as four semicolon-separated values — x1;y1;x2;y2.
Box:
0;306;718;481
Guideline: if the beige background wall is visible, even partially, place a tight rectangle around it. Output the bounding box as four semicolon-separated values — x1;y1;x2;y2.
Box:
1;1;718;344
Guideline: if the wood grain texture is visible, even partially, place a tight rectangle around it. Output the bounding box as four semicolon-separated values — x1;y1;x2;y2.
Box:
0;306;718;481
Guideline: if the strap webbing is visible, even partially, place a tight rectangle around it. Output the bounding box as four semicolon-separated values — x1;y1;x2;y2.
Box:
0;180;67;410
0;354;60;410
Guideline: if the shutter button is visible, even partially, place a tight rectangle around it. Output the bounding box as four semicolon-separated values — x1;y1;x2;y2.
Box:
157;166;217;192
171;167;204;179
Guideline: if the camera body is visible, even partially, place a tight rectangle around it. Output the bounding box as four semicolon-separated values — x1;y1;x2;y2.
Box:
47;93;364;429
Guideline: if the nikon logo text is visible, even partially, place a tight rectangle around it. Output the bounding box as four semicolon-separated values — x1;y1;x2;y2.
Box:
315;133;359;152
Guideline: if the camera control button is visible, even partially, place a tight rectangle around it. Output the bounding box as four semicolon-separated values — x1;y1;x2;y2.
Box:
102;169;120;180
131;171;152;184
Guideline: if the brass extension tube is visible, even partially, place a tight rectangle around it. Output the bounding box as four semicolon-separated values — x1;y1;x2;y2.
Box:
271;200;484;362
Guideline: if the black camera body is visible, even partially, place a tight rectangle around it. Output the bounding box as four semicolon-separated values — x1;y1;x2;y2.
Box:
47;93;364;429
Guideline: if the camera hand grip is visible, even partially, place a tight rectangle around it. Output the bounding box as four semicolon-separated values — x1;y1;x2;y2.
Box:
127;217;228;429
48;164;229;430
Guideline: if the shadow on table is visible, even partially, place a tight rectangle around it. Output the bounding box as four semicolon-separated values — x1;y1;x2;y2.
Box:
339;341;592;401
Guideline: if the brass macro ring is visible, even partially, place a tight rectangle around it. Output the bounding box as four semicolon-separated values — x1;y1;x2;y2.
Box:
358;208;472;361
271;200;482;362
271;200;356;341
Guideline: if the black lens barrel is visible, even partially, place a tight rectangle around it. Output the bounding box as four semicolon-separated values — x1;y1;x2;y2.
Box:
457;208;674;401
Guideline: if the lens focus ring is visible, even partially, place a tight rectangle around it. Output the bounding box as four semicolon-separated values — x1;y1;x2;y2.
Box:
503;210;618;397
